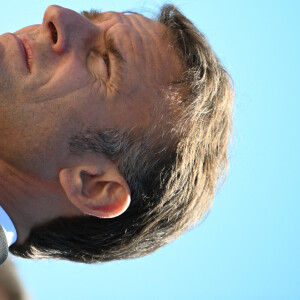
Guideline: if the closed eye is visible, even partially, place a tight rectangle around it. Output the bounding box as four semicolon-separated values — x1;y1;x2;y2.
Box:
103;54;110;78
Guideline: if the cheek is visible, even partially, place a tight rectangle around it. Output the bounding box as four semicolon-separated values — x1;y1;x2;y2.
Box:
42;59;91;101
22;55;93;104
107;97;153;130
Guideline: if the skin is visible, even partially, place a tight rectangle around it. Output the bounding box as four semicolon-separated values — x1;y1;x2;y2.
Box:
0;288;10;300
0;6;183;244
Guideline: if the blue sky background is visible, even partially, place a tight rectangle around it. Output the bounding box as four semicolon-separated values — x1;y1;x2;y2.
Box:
1;0;299;299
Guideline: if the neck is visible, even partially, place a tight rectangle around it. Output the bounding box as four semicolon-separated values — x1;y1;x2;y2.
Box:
0;159;81;244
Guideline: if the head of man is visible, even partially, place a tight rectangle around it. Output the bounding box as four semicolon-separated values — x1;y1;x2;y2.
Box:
0;4;234;263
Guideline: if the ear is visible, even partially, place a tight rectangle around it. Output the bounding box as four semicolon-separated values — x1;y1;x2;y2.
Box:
59;160;130;219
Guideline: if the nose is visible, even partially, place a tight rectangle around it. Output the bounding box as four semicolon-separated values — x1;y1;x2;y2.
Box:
42;5;100;55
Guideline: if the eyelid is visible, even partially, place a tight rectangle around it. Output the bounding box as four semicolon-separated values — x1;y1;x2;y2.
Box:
106;36;126;64
104;28;126;64
103;29;126;90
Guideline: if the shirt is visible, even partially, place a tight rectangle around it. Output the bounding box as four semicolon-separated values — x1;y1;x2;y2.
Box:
0;205;17;246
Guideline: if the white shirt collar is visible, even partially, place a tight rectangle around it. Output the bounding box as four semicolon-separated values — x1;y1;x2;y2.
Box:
0;206;17;246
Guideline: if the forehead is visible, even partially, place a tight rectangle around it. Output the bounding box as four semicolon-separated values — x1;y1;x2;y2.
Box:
86;10;167;45
86;10;163;31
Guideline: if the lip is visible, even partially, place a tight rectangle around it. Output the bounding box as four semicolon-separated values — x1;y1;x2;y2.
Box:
11;33;33;72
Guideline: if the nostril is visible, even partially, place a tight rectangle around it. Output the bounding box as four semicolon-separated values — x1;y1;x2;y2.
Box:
49;21;58;44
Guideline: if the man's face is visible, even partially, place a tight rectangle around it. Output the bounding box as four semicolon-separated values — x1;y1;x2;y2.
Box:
0;5;182;177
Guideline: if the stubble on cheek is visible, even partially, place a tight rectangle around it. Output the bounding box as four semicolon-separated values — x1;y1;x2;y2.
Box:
0;39;26;104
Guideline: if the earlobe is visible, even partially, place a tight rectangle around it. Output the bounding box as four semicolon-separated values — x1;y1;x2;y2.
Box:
59;165;131;219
